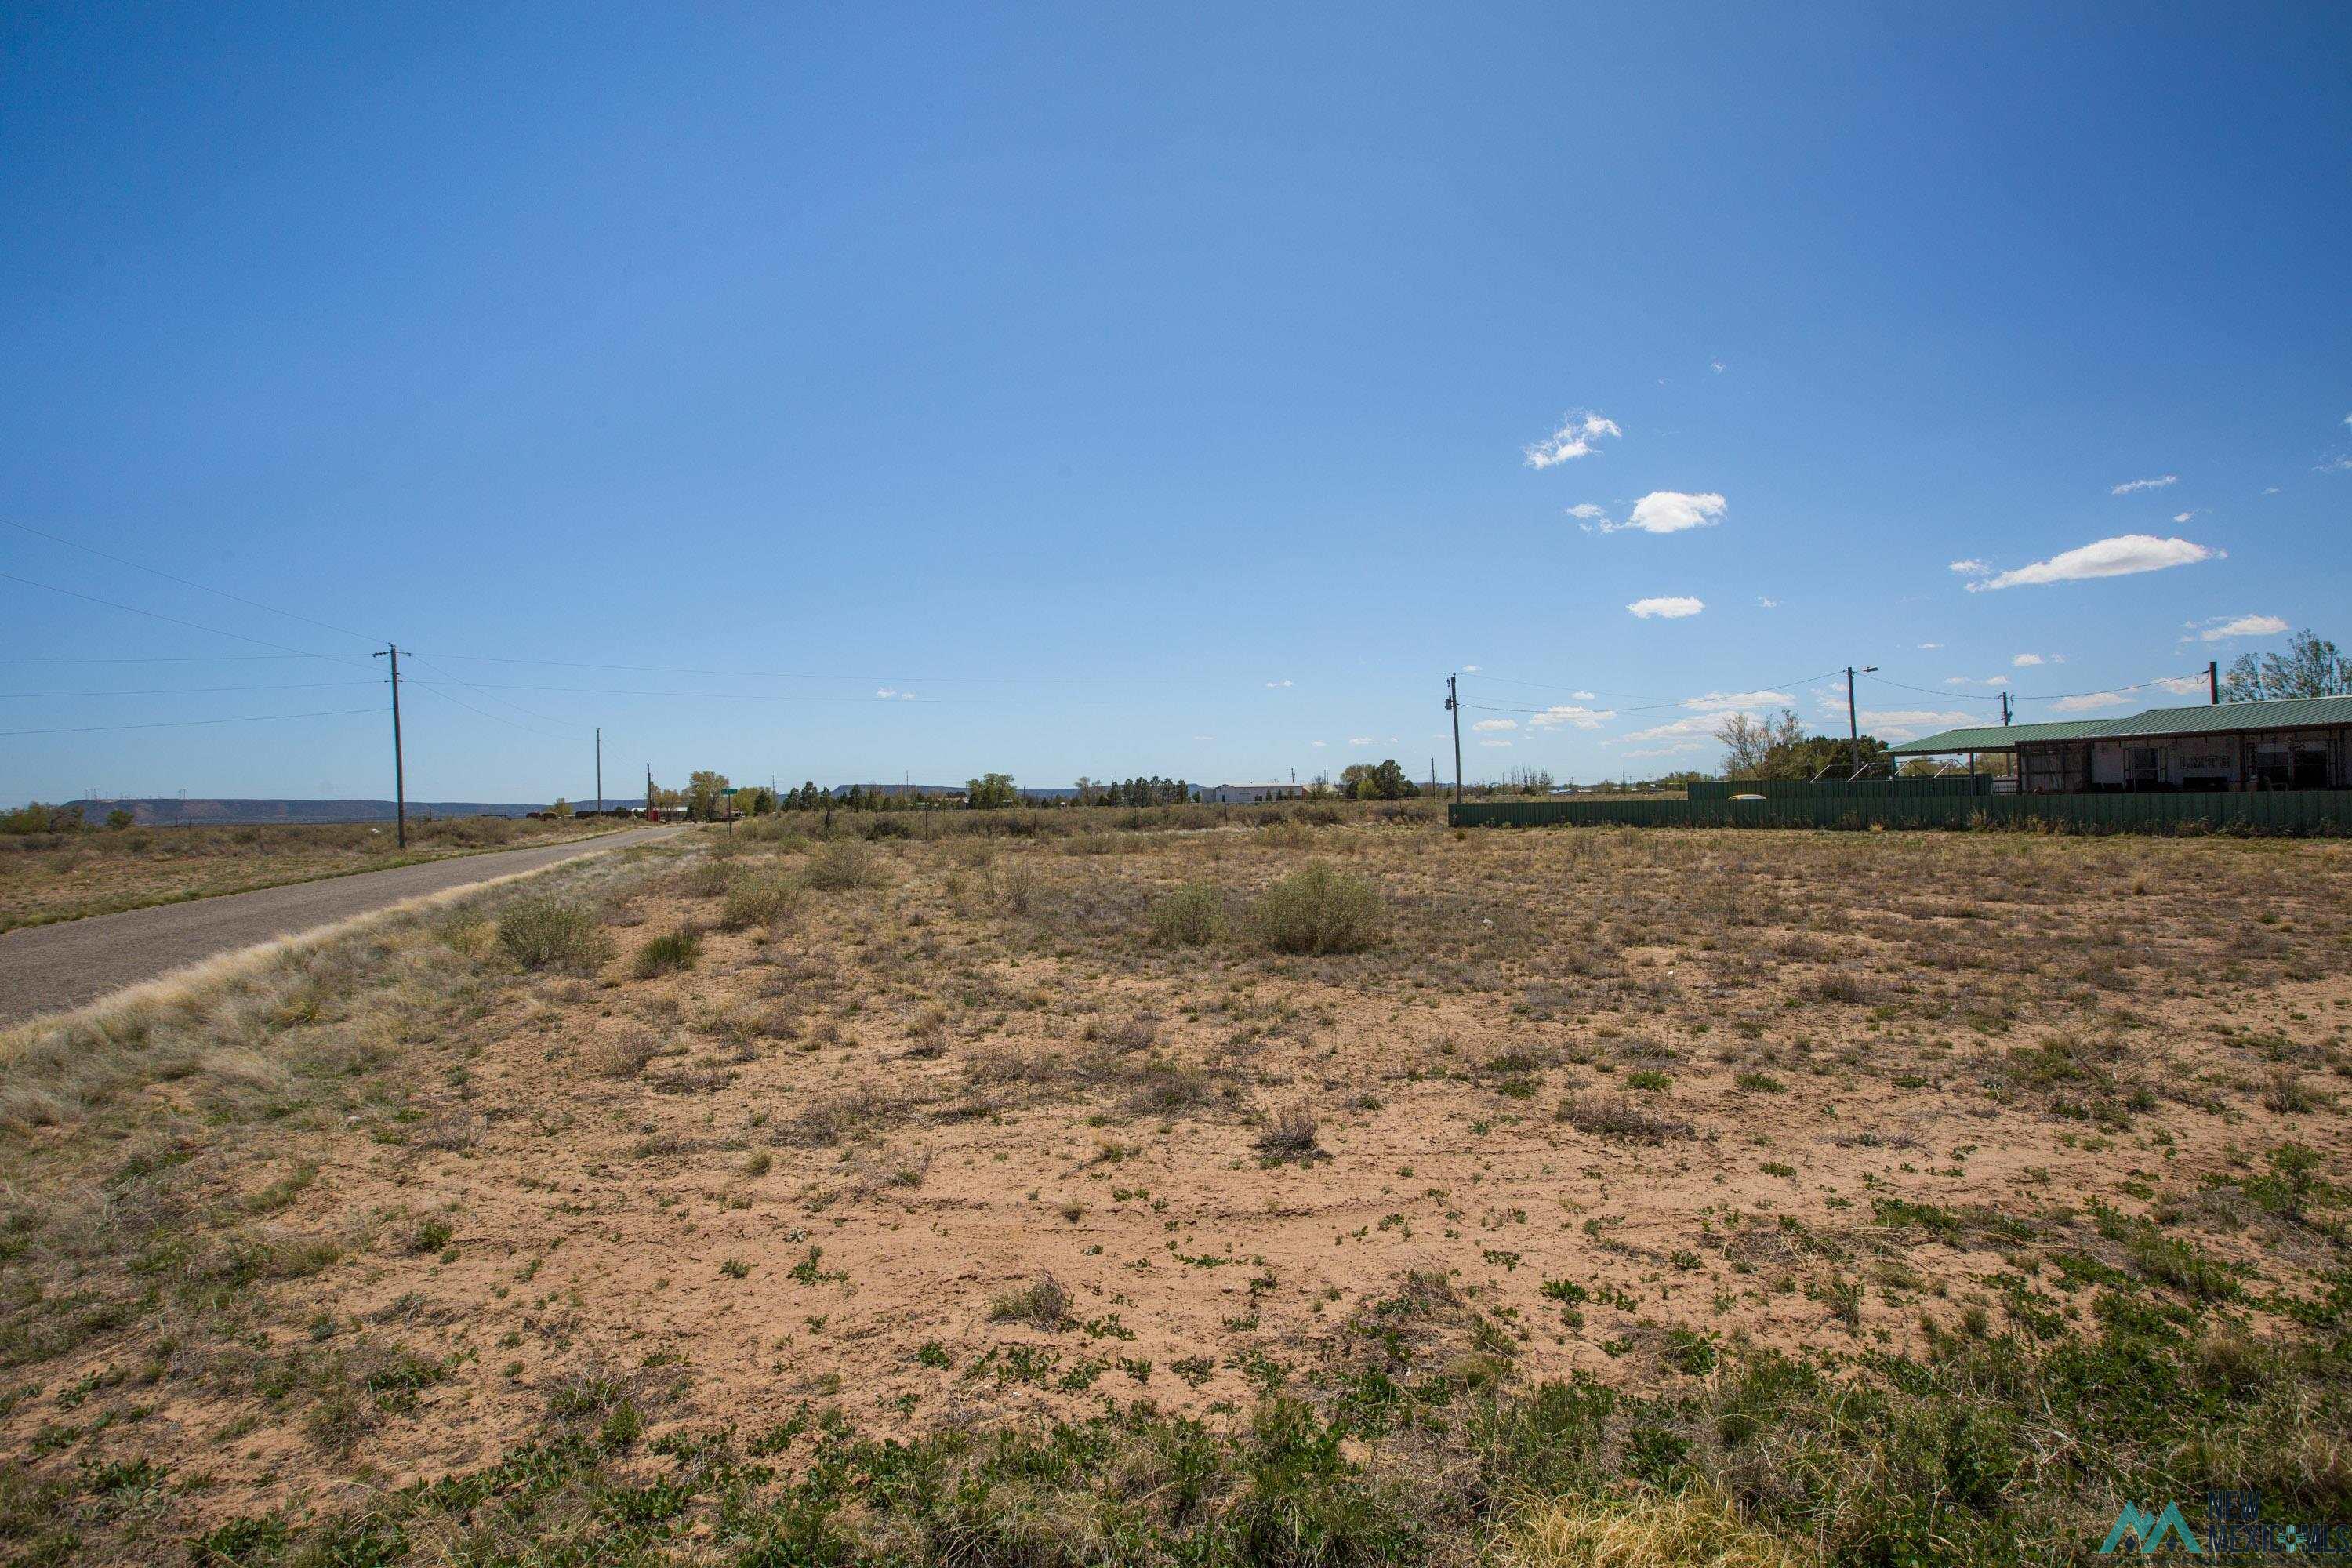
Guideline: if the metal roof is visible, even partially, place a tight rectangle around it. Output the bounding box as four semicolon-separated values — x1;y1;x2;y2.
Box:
1889;695;2352;755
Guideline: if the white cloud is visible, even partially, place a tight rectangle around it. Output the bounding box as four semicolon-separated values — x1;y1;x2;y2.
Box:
2111;474;2180;495
2194;613;2289;642
874;688;916;700
1682;689;1792;711
1576;490;1730;535
1612;712;1724;750
1918;641;1942;650
2011;653;2045;667
1471;718;1517;732
1265;679;1293;688
2319;456;2352;473
1857;707;1979;740
2172;510;2200;524
1947;560;1989;575
1310;739;1326;749
1479;738;1512;748
1348;736;1373;746
1571;690;1595;700
1192;735;1214;742
1463;664;1481;673
2153;675;2208;696
1967;535;2219;591
2051;691;2134;712
2343;413;2351;429
1523;411;1621;468
1758;596;1779;608
1627;596;1705;619
1710;359;1726;374
1527;705;1615;730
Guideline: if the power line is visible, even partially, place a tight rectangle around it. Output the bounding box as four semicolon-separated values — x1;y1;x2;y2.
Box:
0;571;372;669
408;651;1200;688
0;707;380;738
403;655;585;731
0;517;385;646
0;682;380;698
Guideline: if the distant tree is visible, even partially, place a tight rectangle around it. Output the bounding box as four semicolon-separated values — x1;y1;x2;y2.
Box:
1654;770;1710;789
105;808;135;830
1339;759;1417;800
965;772;1018;811
685;771;730;819
2222;629;2350;702
740;787;775;816
549;797;573;818
1716;709;1805;778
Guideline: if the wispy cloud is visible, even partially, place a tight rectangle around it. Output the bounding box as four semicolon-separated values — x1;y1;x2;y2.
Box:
1857;707;1979;740
2111;474;2180;495
1523;411;1621;468
1463;664;1481;673
1582;491;1728;535
1613;711;1728;750
2191;613;2289;642
1965;535;2219;591
1265;679;1294;689
1710;359;1726;374
1527;705;1614;730
1471;718;1516;732
1918;641;1943;650
1627;596;1705;619
1947;560;1988;575
2153;675;2209;695
2051;691;2132;713
1758;596;1778;608
874;688;916;700
1683;689;1793;711
1348;736;1373;746
2172;510;2200;524
1479;738;1512;748
2011;653;2045;667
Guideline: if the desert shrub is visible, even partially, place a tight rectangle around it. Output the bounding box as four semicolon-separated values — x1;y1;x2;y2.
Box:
988;1274;1069;1327
719;873;797;933
1557;1093;1691;1143
633;924;702;977
1148;884;1225;947
804;840;882;891
1248;861;1387;955
496;898;612;972
584;1029;662;1079
1254;1108;1321;1161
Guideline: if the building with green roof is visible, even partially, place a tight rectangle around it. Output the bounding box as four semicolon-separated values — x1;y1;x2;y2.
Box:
1888;695;2352;794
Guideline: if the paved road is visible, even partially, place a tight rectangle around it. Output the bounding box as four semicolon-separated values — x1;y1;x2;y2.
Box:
0;824;686;1025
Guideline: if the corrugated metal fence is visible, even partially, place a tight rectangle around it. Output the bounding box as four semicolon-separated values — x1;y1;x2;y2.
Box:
1684;775;1993;802
1449;789;2352;835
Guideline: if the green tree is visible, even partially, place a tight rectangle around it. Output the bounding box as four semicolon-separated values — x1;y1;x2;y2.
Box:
104;808;135;829
965;772;1018;810
685;771;730;819
549;797;573;818
2221;629;2350;702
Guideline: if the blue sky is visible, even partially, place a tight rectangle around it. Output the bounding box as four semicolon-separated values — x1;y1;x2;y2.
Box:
4;2;2347;803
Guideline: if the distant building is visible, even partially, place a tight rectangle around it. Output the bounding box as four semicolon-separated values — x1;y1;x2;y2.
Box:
1889;695;2351;793
1196;782;1304;804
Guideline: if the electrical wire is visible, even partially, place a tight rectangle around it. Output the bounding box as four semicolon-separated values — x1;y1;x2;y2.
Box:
0;517;386;646
0;708;380;738
0;571;373;669
0;682;380;698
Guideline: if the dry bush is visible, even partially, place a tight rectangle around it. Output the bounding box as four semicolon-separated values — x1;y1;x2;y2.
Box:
1254;1106;1322;1161
633;924;702;977
1503;1487;1813;1568
804;840;884;891
1248;861;1388;955
583;1027;661;1079
1148;883;1225;947
719;873;798;933
496;898;613;972
988;1273;1069;1327
1558;1093;1692;1143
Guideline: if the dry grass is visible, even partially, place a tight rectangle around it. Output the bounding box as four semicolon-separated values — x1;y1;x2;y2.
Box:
1;818;2348;1561
0;814;629;930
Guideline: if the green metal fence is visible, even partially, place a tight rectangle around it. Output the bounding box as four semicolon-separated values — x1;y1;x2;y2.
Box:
1449;789;2352;835
1684;775;1993;803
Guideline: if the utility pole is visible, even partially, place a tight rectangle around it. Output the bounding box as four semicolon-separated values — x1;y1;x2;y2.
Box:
594;727;602;814
371;644;406;848
1445;673;1463;804
2207;660;2220;705
1844;665;1880;779
645;764;655;820
2001;690;2013;727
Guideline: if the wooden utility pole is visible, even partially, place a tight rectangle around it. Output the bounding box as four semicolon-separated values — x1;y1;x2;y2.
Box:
2001;691;2013;727
594;727;602;814
1445;673;1462;804
372;644;406;848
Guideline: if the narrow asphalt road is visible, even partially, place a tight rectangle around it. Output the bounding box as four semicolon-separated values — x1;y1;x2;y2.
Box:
0;824;687;1025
